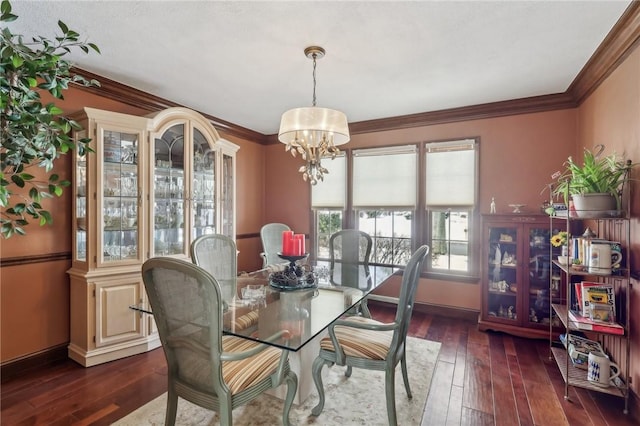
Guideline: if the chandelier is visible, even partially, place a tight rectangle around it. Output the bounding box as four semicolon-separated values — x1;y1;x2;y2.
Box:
278;46;350;185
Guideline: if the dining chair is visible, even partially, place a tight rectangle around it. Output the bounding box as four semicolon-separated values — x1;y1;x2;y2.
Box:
329;229;373;286
260;223;291;268
329;229;373;316
191;234;237;303
310;245;430;426
142;257;297;426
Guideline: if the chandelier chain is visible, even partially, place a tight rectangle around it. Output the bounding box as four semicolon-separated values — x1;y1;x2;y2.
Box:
312;53;317;107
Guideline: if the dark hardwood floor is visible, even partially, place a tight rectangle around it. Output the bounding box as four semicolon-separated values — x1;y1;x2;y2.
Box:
2;304;636;425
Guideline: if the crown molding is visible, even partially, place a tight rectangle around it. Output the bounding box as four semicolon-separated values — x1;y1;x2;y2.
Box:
71;68;267;144
74;2;640;145
568;1;640;105
347;92;577;135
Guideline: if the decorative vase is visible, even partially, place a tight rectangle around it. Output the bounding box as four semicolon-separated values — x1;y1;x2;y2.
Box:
561;245;568;257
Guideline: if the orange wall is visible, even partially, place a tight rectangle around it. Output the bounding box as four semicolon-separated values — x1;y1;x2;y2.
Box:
1;260;71;361
265;108;578;311
575;46;640;395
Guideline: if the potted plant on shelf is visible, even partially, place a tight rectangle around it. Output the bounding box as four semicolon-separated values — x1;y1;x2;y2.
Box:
550;144;636;218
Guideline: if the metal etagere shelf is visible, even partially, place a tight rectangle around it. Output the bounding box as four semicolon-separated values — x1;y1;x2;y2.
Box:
547;183;632;415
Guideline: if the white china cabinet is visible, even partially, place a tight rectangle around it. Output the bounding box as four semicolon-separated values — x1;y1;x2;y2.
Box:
67;107;238;366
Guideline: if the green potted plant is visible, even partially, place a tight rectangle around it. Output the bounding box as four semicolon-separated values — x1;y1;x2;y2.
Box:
0;0;100;238
550;144;636;217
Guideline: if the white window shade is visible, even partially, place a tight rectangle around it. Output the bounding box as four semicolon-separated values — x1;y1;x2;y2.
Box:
311;155;346;208
353;146;417;208
425;139;476;207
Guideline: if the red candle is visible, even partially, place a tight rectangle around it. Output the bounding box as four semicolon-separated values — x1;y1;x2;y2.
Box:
282;230;294;255
294;234;305;255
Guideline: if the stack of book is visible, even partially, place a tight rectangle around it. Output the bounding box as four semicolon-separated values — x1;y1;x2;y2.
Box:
570;281;623;335
559;333;604;369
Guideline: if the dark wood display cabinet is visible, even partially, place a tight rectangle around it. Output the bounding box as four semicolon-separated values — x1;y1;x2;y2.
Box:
479;214;566;338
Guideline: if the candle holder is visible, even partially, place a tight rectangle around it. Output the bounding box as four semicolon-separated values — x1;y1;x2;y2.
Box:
270;252;316;290
277;252;309;270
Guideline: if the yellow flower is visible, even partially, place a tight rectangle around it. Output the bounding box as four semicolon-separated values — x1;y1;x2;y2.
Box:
550;231;567;247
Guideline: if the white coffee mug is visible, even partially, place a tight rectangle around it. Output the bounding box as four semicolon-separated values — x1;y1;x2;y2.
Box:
588;240;622;275
587;351;620;387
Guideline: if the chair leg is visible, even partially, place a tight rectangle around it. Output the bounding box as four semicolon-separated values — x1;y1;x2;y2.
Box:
219;395;233;426
165;385;178;426
385;367;398;426
311;356;328;416
345;365;352;377
401;351;413;399
282;371;298;426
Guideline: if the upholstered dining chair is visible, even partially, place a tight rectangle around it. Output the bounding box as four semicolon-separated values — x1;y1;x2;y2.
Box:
260;223;291;268
329;229;373;287
142;257;298;426
329;229;373;316
191;234;237;303
311;245;430;426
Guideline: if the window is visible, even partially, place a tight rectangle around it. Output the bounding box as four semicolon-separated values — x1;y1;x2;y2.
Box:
310;138;478;277
425;139;477;275
312;155;345;260
316;210;343;259
358;210;413;266
429;210;470;272
353;145;416;267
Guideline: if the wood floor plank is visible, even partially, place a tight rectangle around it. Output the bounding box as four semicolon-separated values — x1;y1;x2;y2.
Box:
439;321;463;364
452;322;468;388
506;353;535;426
460;406;494;426
515;340;569;426
72;371;168;426
445;384;464;426
487;333;519;426
422;360;454;426
425;315;449;342
462;341;493;415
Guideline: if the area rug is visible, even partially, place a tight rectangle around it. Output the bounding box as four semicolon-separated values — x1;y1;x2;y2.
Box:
112;337;440;426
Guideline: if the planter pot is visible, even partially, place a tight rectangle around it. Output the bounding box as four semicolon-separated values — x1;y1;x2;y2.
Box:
572;193;616;218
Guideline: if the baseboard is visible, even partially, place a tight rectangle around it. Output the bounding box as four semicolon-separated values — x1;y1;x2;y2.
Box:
1;344;68;384
367;296;479;321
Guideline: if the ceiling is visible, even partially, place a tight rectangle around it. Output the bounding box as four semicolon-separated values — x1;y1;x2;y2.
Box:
8;1;633;136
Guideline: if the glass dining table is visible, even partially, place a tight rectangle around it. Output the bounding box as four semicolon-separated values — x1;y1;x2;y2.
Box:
133;261;397;403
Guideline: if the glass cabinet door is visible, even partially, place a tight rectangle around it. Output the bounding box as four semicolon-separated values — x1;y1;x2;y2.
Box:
485;224;519;323
525;224;565;327
75;131;88;262
221;152;234;237
192;127;216;240
100;128;142;264
153;124;186;256
525;225;552;326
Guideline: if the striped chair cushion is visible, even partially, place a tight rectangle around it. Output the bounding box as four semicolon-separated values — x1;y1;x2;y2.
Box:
320;316;393;360
231;311;259;330
177;335;281;395
222;336;281;394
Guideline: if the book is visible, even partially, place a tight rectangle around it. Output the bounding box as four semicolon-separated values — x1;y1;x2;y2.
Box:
559;333;604;370
578;281;615;318
568;309;624;335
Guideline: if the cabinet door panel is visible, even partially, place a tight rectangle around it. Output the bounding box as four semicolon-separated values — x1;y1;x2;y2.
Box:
97;126;143;267
153;123;188;257
95;279;143;347
484;224;520;324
